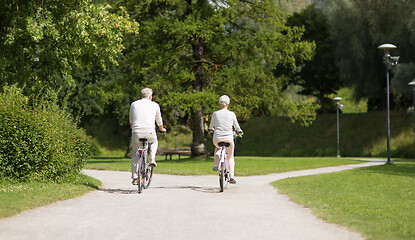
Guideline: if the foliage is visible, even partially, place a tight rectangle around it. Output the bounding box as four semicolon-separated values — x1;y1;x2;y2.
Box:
328;87;367;114
324;0;415;110
274;159;415;240
391;62;415;106
0;0;139;98
97;0;317;155
0;85;93;182
286;4;340;113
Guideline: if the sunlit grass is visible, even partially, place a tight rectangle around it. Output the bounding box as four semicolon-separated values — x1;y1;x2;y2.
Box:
0;175;101;219
86;156;363;176
273;159;415;240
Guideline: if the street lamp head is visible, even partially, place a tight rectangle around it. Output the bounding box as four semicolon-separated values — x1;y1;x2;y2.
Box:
333;97;342;101
389;56;400;66
378;43;397;54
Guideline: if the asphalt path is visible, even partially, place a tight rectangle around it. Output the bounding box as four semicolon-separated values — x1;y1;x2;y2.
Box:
0;160;384;240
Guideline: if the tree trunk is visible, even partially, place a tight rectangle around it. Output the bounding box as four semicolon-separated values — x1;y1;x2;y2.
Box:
191;106;206;156
191;36;206;156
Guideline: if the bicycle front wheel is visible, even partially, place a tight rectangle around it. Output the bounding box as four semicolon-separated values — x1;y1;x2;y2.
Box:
219;162;225;192
144;165;153;189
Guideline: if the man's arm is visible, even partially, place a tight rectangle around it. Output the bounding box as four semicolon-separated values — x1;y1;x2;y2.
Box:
154;103;166;132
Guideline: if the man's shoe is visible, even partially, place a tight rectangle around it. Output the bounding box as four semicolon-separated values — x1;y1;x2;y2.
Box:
132;178;138;185
229;178;236;184
212;165;218;171
150;160;157;167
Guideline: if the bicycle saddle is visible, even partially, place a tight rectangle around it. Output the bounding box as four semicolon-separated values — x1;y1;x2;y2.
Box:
139;138;148;142
218;142;230;147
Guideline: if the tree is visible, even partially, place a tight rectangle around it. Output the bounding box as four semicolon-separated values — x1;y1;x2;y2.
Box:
287;4;340;113
108;0;316;156
109;0;314;156
324;0;415;110
0;0;139;98
391;63;415;108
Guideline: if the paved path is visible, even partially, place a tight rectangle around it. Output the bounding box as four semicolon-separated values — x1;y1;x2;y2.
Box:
0;160;384;240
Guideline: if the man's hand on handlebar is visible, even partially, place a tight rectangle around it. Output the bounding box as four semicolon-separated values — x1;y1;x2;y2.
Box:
158;125;167;133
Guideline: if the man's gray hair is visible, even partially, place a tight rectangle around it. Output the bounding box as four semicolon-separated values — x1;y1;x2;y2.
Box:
219;95;230;107
141;88;153;99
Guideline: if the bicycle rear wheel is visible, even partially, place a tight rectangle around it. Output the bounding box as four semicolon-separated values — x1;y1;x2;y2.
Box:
219;162;224;192
137;154;144;194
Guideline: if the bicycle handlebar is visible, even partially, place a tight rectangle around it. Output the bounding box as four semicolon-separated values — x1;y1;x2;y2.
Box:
208;129;243;138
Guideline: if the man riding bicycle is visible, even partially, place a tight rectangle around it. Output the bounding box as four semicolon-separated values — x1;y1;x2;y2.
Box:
208;95;243;184
129;88;166;185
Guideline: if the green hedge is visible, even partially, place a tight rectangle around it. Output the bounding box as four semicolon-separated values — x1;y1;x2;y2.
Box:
0;86;92;182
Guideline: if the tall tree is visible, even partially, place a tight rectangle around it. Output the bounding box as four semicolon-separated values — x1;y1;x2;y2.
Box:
110;0;316;156
0;0;139;98
287;4;340;113
325;0;415;110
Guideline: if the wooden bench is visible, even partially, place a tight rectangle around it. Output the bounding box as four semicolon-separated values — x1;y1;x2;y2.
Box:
164;150;191;160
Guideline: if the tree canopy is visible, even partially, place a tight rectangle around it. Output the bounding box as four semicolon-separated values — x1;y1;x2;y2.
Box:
0;0;139;98
103;0;317;155
287;4;340;113
325;0;415;110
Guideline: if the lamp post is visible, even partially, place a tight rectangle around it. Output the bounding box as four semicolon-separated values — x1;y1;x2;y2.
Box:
409;79;415;132
334;97;343;157
378;44;399;164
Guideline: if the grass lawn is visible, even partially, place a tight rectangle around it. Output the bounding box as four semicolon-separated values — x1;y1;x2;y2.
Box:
86;156;363;176
273;158;415;240
0;175;101;219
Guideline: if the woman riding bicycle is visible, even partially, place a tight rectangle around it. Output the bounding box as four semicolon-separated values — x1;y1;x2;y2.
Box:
208;95;243;184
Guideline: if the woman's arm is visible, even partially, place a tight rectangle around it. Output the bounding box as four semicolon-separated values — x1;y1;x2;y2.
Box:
233;113;242;133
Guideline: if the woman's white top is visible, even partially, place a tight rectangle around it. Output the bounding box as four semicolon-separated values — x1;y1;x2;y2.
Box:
209;109;242;139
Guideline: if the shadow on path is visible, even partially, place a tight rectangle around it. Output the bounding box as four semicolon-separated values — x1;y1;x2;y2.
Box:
98;185;220;194
99;188;137;194
154;185;220;194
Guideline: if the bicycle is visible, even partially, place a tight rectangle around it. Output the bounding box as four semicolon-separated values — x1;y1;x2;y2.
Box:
133;130;165;194
132;138;152;194
218;141;231;192
215;131;243;192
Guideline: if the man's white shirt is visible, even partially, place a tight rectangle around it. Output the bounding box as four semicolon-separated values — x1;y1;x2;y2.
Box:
129;99;163;133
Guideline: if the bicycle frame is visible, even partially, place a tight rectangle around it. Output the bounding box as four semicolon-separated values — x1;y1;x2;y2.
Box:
218;144;230;192
135;139;153;193
209;130;242;192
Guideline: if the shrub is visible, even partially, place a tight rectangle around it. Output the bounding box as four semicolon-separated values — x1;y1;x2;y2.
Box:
0;85;92;182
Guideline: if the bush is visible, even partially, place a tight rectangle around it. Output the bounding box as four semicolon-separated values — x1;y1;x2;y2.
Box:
0;85;92;182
